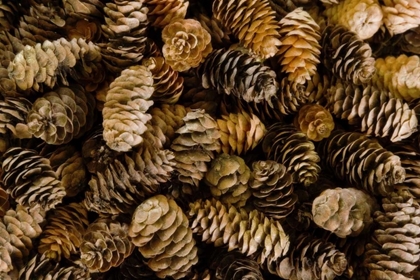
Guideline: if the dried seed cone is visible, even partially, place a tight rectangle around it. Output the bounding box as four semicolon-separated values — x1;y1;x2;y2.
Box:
0;1;17;32
326;81;418;142
382;0;420;35
317;130;405;196
295;104;335;141
38;202;89;261
1;147;66;211
102;65;154;152
0;186;9;217
272;76;311;115
262;123;321;186
277;8;321;85
321;25;375;85
81;218;134;273
400;26;420;55
323;0;383;40
0;97;32;139
116;249;159;280
364;189;420;279
26;87;88;145
189;198;290;267
193;9;231;48
129;195;198;279
215;252;264;280
181;87;220;117
249;160;297;219
198;49;278;105
213;0;281;58
62;0;105;19
145;0;188;28
162;19;212;72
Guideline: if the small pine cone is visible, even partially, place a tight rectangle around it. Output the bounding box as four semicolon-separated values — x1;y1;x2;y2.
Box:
129;195;198;279
142;57;184;104
0;97;32;139
26;86;88;145
295;104;335;141
382;0;420;35
0;186;9;217
62;0;105;19
364;189;420;279
326;81;418;142
217;111;266;155
321;25;375;85
249;160;297;219
317;130;406;196
215;252;264;280
38;202;89;261
312;188;378;238
145;0;188;28
213;0;281;58
198;49;278;105
189;198;290;268
400;25;420;55
277;8;321;85
1;147;66;211
81;217;134;273
262;123;321;186
323;0;383;40
102;65;154;152
162;19;212;72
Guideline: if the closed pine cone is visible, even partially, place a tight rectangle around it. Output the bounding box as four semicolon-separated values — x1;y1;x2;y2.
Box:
0;97;32;139
129;195;198;279
213;0;281;58
382;0;420;35
145;0;188;28
295;104;335;141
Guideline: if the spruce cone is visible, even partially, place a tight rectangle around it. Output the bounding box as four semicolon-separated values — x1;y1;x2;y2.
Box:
129;195;198;279
323;0;383;40
295;104;335;141
317;130;406;196
213;0;281;58
102;65;154;152
38;202;89;261
62;0;105;19
198;49;278;105
214;252;264;280
0;186;8;217
382;0;420;35
1;147;65;211
326;81;418;142
145;0;188;28
193;8;231;48
262;123;321;186
0;97;32;139
321;25;375;85
81;217;134;273
249;160;297;219
277;8;321;85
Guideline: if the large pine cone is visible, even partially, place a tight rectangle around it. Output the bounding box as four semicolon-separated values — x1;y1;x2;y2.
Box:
129;195;198;279
145;0;188;28
321;25;375;85
295;104;335;141
382;0;420;35
0;97;32;139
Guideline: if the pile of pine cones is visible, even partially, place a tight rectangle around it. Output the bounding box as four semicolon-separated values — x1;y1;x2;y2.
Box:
1;0;420;279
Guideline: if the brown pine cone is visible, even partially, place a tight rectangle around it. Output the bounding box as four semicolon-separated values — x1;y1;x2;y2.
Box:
0;185;8;217
295;104;335;141
400;25;420;55
115;249;159;280
0;1;18;32
214;252;264;280
1;147;65;211
382;0;420;35
62;0;104;19
144;0;188;28
249;160;297;219
65;18;102;42
192;7;231;48
0;97;32;139
129;195;198;279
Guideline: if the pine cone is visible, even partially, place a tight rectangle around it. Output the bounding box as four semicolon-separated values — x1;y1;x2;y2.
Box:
382;0;420;35
400;25;420;55
295;104;335;141
321;25;375;85
102;65;154;152
116;249;159;280
62;0;105;19
277;8;321;85
0;186;8;217
323;0;383;40
0;1;18;32
214;252;264;280
162;19;212;72
249;160;297;219
317;130;406;196
129;195;198;279
65;18;102;42
326;81;418;142
213;0;281;58
192;8;231;48
1;147;65;211
181;87;221;118
262;123;321;186
145;0;188;28
0;97;32;139
38;202;89;261
198;49;278;105
26;86;88;145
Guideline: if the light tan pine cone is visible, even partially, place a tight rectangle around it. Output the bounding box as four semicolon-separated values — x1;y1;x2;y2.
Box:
382;0;420;35
1;147;65;211
62;0;105;19
0;186;9;217
129;195;198;279
144;0;188;28
102;65;154;152
0;97;32;139
295;104;335;141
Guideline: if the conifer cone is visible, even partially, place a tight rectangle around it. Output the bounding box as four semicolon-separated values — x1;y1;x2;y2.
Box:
0;97;32;139
0;31;19;86
65;17;102;42
326;81;418;142
262;123;321;186
180;87;221;118
102;65;154;152
189;198;290;269
321;25;375;85
62;0;105;19
38;202;89;262
249;160;297;219
382;0;420;35
26;86;88;145
363;189;420;279
129;195;198;279
400;26;420;55
214;252;264;280
142;57;184;105
0;1;18;32
115;249;159;280
295;104;335;141
1;147;66;211
323;0;383;40
317;130;405;196
277;8;321;85
80;217;134;273
144;0;188;28
213;0;281;58
198;49;278;106
0;186;9;217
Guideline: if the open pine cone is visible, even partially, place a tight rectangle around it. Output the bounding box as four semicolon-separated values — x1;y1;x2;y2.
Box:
145;0;189;28
295;104;335;141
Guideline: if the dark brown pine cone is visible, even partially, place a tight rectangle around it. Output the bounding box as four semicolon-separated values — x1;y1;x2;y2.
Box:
214;252;264;280
0;97;32;139
0;185;9;217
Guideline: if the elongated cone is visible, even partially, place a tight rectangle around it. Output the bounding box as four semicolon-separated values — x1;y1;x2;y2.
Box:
193;8;231;48
214;252;264;280
382;0;420;35
295;104;335;141
145;0;188;28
